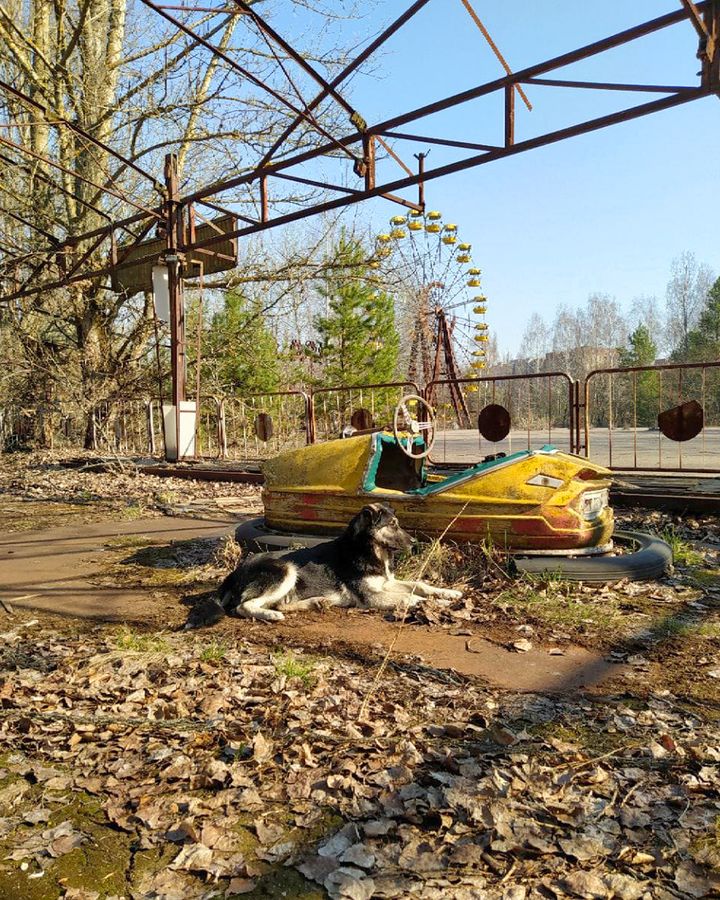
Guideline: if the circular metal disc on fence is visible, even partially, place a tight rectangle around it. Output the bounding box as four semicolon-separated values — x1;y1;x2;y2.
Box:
657;399;703;442
350;407;374;431
254;412;274;442
478;403;511;442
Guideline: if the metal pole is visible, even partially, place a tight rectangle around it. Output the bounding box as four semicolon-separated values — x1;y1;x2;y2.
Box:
164;153;186;460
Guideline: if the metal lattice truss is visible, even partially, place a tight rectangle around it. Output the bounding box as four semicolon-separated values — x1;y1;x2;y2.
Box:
0;0;718;306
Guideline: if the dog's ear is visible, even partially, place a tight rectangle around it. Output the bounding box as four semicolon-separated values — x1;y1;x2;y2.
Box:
349;506;374;537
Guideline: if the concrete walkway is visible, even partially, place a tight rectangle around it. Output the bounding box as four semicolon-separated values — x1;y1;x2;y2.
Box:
1;515;623;692
0;516;235;621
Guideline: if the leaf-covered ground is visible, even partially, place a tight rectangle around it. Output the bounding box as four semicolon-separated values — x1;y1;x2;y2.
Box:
1;453;719;898
1;611;719;900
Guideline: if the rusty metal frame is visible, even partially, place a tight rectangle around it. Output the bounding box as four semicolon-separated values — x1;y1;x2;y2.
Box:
584;360;720;473
310;381;421;444
2;1;716;304
1;0;718;465
218;389;313;459
426;372;576;463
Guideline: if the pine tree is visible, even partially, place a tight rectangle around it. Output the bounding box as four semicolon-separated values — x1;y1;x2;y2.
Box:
314;236;399;388
619;325;658;426
686;276;720;361
205;292;279;396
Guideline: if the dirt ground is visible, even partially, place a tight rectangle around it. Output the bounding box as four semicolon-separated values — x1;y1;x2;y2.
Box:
0;452;719;900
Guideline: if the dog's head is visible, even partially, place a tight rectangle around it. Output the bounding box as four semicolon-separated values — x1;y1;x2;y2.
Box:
348;503;414;553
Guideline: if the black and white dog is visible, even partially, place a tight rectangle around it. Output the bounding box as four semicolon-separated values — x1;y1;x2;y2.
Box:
219;503;462;622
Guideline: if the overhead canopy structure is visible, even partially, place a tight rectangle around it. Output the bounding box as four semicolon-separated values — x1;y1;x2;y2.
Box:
0;0;718;416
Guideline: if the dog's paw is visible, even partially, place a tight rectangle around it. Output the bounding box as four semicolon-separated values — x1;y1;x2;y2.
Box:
257;609;285;622
400;595;421;609
432;588;462;600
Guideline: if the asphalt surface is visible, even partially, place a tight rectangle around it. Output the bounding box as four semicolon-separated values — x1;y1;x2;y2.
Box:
431;426;720;472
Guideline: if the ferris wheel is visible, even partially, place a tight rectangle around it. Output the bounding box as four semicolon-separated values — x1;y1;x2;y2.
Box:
369;209;489;425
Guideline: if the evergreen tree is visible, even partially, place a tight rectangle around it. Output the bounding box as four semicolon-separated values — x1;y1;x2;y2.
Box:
686;276;720;361
684;276;720;421
619;325;658;426
314;236;399;387
205;292;279;396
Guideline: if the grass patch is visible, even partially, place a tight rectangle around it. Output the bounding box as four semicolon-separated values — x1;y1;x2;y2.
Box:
273;650;316;687
115;625;170;653
396;537;502;586
691;816;720;872
650;615;720;642
529;720;637;756
199;639;227;662
0;788;133;900
104;534;153;550
690;568;720;587
494;583;624;634
660;527;705;567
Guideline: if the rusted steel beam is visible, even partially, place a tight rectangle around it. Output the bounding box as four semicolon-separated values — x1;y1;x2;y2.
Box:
185;89;706;255
375;135;414;177
259;175;268;223
0;151;142;238
110;218;157;269
61;232;108;280
0;78;163;192
504;84;515;147
184;3;705;210
1;206;59;244
230;0;359;120
377;192;422;212
271;171;359;195
1;84;706;304
382;131;499;152
138;464;264;484
363;134;375;191
156;4;238;10
196;197;245;220
364;3;707;137
258;0;433;166
524;77;697;93
681;0;711;39
6;247;61;298
196;198;256;226
702;0;719;90
1;1;711;296
458;0;532;111
416;151;425;210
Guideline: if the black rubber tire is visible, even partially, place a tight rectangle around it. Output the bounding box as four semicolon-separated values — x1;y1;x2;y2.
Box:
512;530;672;583
235;517;335;553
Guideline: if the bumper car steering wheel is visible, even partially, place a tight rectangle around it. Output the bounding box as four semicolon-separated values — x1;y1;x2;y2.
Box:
393;394;436;459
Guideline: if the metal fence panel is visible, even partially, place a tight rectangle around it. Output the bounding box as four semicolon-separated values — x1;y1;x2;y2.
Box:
584;362;720;472
310;382;420;444
221;391;311;461
427;373;575;465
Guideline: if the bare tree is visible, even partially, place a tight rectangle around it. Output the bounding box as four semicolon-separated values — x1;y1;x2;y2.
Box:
0;0;372;441
665;251;715;358
518;312;550;373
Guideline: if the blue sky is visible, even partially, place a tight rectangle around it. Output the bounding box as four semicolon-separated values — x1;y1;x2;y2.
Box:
267;2;720;357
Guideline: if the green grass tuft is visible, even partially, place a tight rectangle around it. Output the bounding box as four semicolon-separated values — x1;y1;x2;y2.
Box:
273;650;316;687
199;640;227;662
115;625;169;653
660;527;704;567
